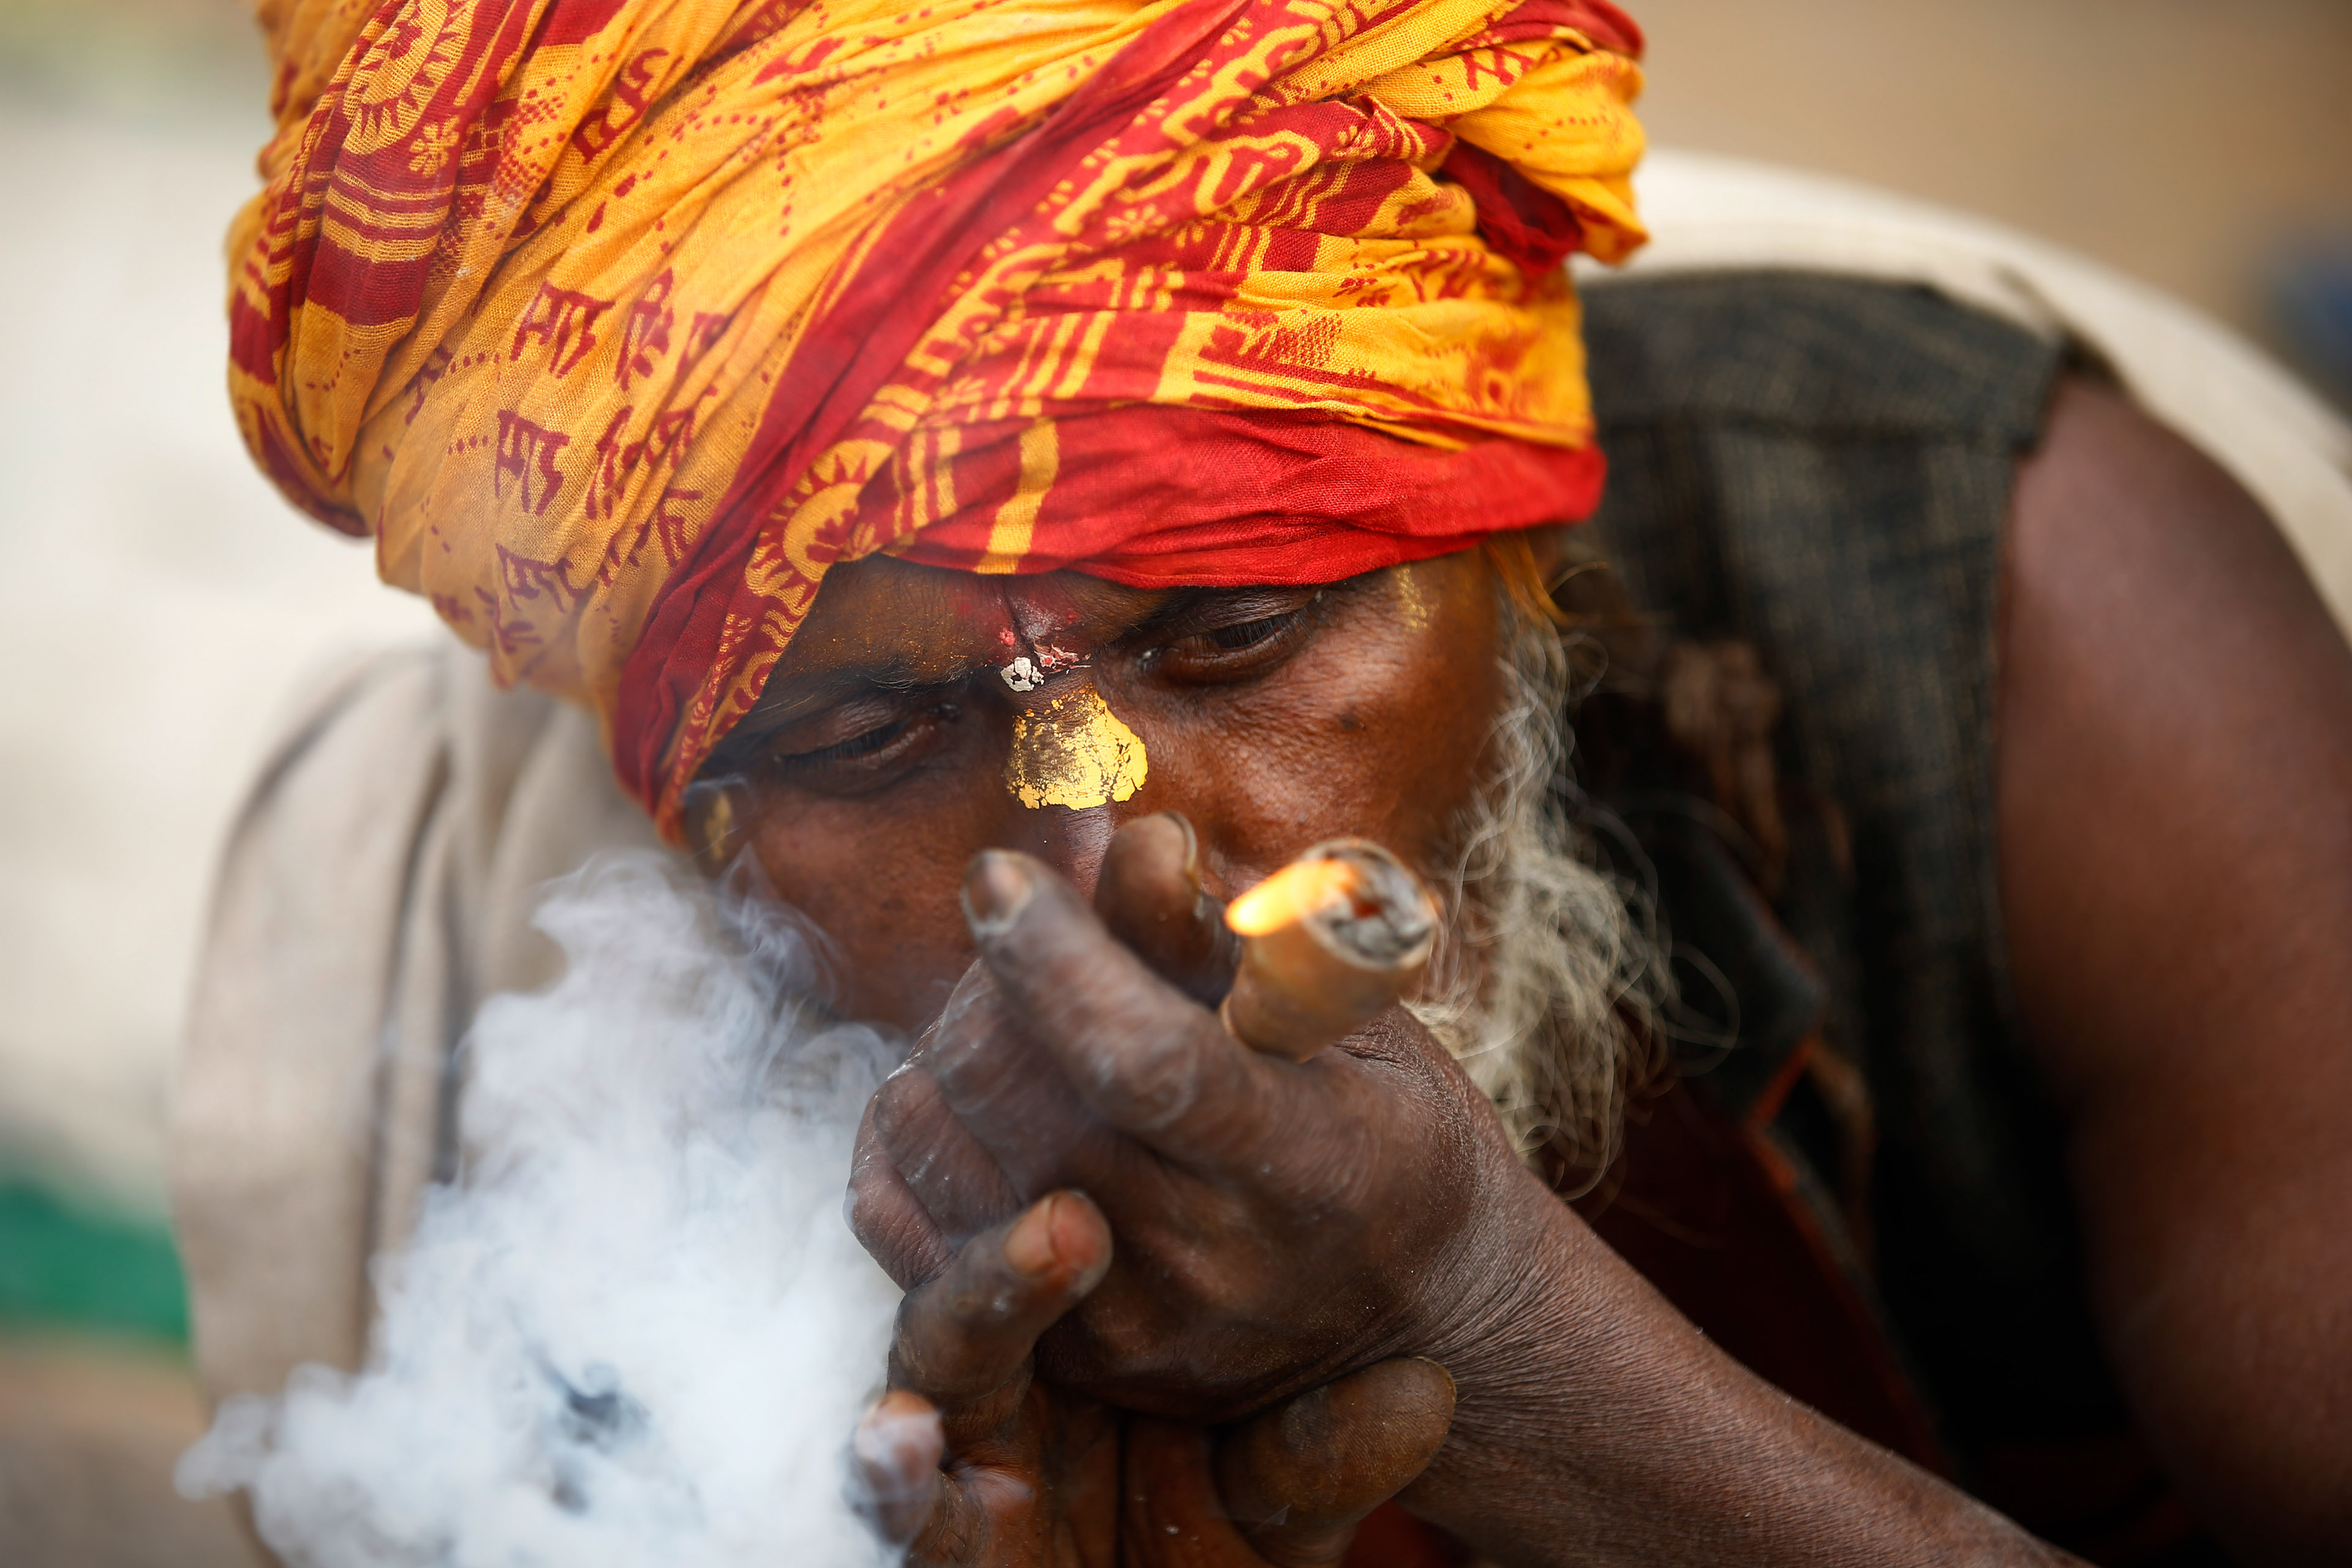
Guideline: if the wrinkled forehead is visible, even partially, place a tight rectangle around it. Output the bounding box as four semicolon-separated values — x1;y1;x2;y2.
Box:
742;555;1181;725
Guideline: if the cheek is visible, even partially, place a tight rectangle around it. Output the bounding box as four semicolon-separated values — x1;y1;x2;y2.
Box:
742;788;1000;1032
1123;577;1507;890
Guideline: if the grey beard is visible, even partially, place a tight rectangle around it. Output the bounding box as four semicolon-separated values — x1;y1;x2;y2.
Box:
1408;597;1668;1185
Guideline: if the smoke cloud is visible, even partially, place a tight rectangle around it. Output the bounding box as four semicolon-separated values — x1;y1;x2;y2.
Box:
178;856;906;1567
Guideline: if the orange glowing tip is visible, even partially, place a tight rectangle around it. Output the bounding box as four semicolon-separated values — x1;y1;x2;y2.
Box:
1226;857;1369;938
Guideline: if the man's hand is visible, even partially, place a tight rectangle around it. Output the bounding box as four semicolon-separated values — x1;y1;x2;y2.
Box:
853;1192;1120;1564
848;817;2087;1567
846;817;1563;1420
851;1186;1457;1567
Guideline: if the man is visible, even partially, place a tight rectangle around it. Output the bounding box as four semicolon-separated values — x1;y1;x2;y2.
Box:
184;0;2352;1562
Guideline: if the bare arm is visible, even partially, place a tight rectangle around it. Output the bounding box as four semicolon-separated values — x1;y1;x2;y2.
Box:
2000;376;2352;1563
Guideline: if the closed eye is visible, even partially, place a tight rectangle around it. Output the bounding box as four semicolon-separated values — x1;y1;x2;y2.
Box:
764;698;965;796
786;717;910;767
1138;587;1326;684
1205;613;1296;651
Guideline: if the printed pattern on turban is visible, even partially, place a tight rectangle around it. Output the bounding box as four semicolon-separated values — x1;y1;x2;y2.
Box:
231;0;1647;839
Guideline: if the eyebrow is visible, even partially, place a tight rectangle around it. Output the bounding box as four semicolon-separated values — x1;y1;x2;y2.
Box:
757;593;1213;723
707;582;1325;771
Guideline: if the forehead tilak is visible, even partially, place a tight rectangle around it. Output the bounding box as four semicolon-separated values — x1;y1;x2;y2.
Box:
742;568;1177;726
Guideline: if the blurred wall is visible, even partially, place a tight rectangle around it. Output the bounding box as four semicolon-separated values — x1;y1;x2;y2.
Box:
0;7;417;1564
0;0;435;1230
1629;0;2352;343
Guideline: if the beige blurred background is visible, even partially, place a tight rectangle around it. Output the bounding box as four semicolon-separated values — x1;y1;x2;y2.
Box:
0;0;2343;1562
1635;0;2352;344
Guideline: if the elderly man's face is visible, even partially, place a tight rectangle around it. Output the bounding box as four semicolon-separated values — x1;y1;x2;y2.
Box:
696;546;1514;1031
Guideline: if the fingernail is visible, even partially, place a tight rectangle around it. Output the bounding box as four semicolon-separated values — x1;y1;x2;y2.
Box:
1159;811;1201;887
1058;1194;1113;1296
1003;1194;1063;1278
962;850;1034;936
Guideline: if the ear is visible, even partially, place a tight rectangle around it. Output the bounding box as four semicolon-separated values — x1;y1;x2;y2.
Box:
1521;524;1580;592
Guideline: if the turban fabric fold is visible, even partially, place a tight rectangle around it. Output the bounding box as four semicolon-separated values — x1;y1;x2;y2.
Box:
232;0;1646;838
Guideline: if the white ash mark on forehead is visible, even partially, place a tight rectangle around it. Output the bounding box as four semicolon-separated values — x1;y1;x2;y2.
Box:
1001;654;1042;692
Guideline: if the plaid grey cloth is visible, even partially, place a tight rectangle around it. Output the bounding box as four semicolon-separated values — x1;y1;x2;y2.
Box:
1580;273;2120;1452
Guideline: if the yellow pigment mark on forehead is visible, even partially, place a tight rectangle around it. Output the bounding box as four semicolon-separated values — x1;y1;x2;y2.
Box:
1391;564;1432;633
1005;687;1148;810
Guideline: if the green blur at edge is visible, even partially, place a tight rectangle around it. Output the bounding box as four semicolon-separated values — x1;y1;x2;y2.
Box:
0;1175;189;1344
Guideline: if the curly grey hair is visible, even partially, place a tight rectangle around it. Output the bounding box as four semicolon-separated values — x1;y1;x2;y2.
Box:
1408;581;1667;1184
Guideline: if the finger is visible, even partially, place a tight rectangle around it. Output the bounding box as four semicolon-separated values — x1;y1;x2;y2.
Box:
962;850;1287;1166
1094;812;1240;1005
851;1392;1019;1567
891;1189;1112;1420
918;961;1121;1202
849;1093;955;1288
869;1058;1025;1245
850;1389;946;1545
1216;1358;1458;1568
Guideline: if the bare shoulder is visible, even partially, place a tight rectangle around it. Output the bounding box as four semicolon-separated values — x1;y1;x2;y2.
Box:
2000;374;2352;1092
1999;373;2352;1556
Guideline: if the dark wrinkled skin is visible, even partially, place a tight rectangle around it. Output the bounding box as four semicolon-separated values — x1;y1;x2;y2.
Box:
851;1186;1459;1568
703;549;1506;1034
709;377;2352;1565
867;900;1503;1417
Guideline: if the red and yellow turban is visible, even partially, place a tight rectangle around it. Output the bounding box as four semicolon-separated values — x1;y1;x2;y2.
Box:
230;0;1646;838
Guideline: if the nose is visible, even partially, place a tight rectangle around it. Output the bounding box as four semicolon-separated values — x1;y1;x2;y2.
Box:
1022;802;1120;900
993;668;1154;900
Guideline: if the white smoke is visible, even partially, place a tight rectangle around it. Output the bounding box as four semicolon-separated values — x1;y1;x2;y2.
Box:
177;855;907;1567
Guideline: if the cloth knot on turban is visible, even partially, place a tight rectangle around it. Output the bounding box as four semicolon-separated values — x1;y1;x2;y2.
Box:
231;0;1648;838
